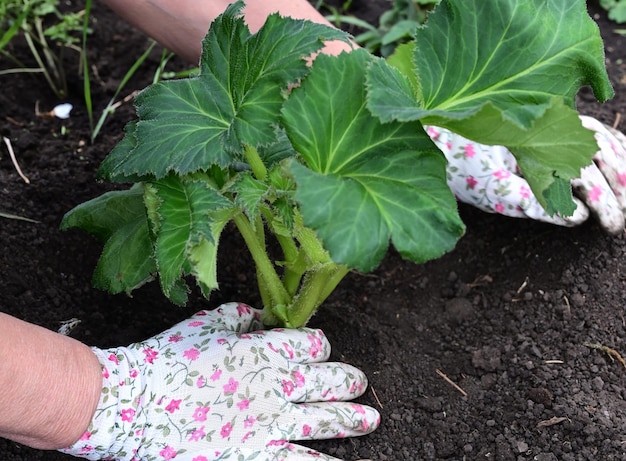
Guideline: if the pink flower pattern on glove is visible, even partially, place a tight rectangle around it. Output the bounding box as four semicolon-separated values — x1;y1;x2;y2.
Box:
60;303;380;461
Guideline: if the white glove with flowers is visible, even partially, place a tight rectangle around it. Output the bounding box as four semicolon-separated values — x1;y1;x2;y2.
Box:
427;116;626;234
60;302;379;461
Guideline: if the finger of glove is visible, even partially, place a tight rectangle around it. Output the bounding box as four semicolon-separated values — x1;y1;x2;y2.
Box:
572;163;625;235
130;304;262;348
267;443;346;461
430;126;545;218
204;302;264;333
171;445;344;461
591;131;626;212
272;401;381;441
447;158;588;226
283;362;369;403
257;327;332;364
429;125;519;173
162;303;262;334
580;115;626;211
515;185;590;227
429;125;590;226
266;444;344;461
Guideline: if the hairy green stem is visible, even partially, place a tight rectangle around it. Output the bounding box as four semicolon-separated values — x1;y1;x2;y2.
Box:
243;145;267;181
232;212;290;309
251;213;273;315
286;263;349;327
318;264;350;303
295;222;332;264
282;250;308;297
259;206;306;297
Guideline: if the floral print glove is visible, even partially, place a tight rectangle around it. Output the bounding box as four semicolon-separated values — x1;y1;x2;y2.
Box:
59;302;380;461
428;115;626;234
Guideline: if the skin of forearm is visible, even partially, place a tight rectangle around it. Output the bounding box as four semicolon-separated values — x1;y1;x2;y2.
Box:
101;0;352;63
0;312;102;450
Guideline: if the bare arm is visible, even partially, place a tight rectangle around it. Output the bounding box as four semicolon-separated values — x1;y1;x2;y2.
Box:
0;312;101;449
101;0;352;63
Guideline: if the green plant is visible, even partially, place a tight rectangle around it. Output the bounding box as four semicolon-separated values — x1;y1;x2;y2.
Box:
0;0;88;98
62;0;613;328
600;0;626;23
325;0;440;56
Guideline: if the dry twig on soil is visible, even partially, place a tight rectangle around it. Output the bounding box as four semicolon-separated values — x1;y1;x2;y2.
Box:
583;342;626;369
536;416;568;428
435;368;468;397
2;136;30;184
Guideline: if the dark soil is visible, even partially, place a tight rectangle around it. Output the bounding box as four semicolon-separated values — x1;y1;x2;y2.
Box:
1;1;626;460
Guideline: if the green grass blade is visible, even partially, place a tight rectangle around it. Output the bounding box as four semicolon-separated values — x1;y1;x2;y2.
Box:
91;41;156;142
0;4;29;52
152;48;175;84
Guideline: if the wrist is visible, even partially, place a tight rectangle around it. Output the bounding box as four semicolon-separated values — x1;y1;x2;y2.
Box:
47;341;102;449
0;314;101;450
60;346;147;459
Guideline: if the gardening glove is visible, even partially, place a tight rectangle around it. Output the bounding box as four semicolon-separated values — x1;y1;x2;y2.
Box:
59;302;379;461
427;115;626;235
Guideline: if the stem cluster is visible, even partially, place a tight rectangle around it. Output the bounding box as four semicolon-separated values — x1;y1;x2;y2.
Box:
235;145;349;327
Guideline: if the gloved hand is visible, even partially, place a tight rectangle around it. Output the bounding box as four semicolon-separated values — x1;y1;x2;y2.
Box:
60;302;379;461
428;115;626;234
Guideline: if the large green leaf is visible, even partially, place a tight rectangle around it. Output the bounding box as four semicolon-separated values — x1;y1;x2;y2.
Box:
98;121;142;182
92;218;156;294
60;185;145;240
366;0;614;214
370;0;613;125
60;186;155;294
101;1;349;180
144;176;235;301
283;50;464;272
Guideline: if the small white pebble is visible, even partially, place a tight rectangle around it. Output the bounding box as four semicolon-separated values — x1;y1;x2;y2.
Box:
52;103;73;119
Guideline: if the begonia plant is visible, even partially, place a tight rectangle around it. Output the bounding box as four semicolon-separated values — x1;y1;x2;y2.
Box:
62;0;613;327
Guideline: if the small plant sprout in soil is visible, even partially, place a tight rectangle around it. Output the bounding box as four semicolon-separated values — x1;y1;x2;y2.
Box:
62;0;614;328
0;0;88;98
325;0;440;57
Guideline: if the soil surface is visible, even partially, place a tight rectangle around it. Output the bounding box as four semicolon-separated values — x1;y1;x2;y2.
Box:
1;1;626;460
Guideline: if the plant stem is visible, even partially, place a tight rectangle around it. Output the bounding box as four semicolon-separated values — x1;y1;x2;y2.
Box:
295;218;332;264
232;212;290;310
252;212;273;310
260;206;305;297
287;263;349;327
243;145;267;181
282;250;307;297
318;264;350;304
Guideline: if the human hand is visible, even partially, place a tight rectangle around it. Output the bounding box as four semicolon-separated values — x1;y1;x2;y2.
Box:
428;116;626;234
60;302;379;461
